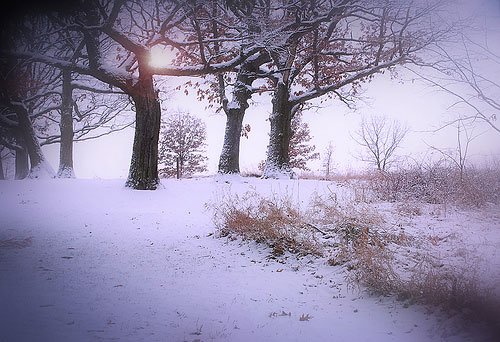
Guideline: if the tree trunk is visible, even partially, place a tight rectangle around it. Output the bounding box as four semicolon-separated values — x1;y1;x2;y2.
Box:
58;70;75;178
14;103;55;178
217;56;265;174
15;148;29;179
179;157;184;179
218;108;245;174
0;151;4;180
263;82;294;178
125;70;161;190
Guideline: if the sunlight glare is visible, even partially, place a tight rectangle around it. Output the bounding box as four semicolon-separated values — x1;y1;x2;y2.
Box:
149;45;173;68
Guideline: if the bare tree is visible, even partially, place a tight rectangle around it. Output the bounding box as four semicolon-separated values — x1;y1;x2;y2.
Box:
322;141;335;178
428;119;481;181
210;0;352;175
158;111;208;179
261;0;450;178
1;11;134;179
0;108;27;179
0;59;56;179
1;0;452;185
353;115;408;172
408;33;500;133
36;77;132;179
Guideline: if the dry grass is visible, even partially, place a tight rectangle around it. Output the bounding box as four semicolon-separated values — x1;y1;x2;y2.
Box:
345;236;402;295
208;190;322;257
208;173;499;334
341;229;499;335
368;162;500;207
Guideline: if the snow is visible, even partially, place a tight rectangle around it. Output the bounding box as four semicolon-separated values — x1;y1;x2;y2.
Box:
0;177;498;342
226;99;241;111
262;162;296;179
27;160;56;179
56;164;76;179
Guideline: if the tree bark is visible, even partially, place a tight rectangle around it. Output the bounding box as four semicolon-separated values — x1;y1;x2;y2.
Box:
15;148;29;179
58;70;75;178
125;70;161;190
0;151;4;180
263;82;294;178
13;103;54;178
217;55;266;174
218;106;246;174
219;100;251;174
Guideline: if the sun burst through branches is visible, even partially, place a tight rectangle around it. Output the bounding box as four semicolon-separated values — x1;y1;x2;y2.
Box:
149;45;173;68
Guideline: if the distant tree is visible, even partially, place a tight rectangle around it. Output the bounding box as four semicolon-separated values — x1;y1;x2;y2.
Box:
288;111;319;171
429;119;480;182
158;112;208;179
353;115;408;172
322;141;335;178
36;72;132;179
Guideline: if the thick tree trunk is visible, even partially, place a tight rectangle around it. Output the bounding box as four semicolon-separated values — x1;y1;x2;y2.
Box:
14;103;55;178
218;108;245;174
125;71;161;190
0;151;4;180
217;56;265;174
263;82;294;178
15;148;29;179
58;70;75;178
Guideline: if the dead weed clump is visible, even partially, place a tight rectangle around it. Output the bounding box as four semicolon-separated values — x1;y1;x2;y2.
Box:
347;238;498;334
344;232;404;295
307;190;385;234
209;190;322;257
405;265;481;309
404;261;500;339
307;191;406;296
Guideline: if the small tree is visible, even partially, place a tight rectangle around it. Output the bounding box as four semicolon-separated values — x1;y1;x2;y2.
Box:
353;115;408;172
288;111;320;171
322;141;335;178
429;119;480;182
158;111;208;179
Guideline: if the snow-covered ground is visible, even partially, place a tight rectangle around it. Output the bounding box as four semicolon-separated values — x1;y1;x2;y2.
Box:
1;177;499;342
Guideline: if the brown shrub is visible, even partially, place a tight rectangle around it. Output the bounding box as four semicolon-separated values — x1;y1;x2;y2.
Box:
209;190;322;256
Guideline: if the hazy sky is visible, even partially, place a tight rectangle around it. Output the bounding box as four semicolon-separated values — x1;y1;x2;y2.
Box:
35;0;500;179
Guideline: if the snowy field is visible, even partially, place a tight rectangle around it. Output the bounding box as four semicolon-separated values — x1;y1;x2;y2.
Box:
1;177;499;342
